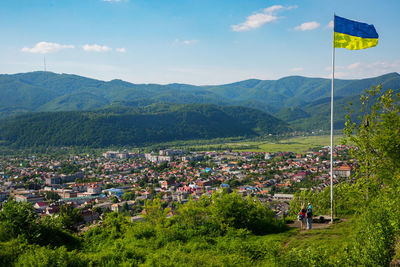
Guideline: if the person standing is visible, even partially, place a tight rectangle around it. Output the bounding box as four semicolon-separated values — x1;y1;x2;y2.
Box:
306;202;313;230
298;208;307;230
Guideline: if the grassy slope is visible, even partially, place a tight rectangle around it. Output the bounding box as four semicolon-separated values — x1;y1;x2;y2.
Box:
135;219;355;265
79;220;355;266
282;219;354;253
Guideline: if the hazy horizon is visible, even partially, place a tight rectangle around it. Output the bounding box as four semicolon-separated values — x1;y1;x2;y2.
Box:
2;70;399;87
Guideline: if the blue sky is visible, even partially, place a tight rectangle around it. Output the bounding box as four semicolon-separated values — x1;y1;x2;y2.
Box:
1;0;399;84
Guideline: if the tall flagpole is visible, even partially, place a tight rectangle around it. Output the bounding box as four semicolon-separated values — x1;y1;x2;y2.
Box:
330;14;335;224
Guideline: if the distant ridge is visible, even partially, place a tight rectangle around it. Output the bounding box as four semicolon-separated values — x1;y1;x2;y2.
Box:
0;71;399;131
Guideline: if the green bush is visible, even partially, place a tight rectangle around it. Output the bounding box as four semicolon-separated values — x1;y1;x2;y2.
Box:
351;199;397;266
16;246;86;267
0;200;39;242
0;239;26;266
210;191;286;235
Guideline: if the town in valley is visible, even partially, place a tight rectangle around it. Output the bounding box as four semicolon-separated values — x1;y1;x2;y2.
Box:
0;144;353;229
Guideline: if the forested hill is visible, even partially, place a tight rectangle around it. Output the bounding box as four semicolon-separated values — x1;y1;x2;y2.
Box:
0;71;399;130
0;104;288;147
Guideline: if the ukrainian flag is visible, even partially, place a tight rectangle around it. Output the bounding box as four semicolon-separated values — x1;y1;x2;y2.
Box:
334;15;378;50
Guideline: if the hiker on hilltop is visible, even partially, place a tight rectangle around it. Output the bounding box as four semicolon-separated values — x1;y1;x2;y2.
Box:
306;202;313;230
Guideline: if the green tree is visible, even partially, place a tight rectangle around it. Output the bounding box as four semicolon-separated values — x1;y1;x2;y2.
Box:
45;191;61;201
111;196;119;203
122;191;135;201
56;204;83;232
345;86;400;193
121;202;130;213
175;196;211;229
210;191;284;235
143;198;170;226
0;200;38;242
341;86;400;264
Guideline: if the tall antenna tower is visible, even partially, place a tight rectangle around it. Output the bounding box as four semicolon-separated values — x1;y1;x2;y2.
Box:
43;56;47;72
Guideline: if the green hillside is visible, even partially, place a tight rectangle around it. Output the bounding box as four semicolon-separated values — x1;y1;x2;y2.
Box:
275;107;311;122
1;71;399;131
0;103;288;147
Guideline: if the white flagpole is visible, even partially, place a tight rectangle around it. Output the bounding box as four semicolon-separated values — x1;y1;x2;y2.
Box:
330;14;335;224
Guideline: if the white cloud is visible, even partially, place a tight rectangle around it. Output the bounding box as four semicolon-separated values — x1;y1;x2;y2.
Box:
290;67;304;72
348;62;361;70
173;39;199;45
116;48;127;53
232;5;297;32
366;61;400;69
326;20;334;29
232;14;277;32
326;60;400;79
294;21;320;31
263;5;284;13
361;61;400;76
182;40;198;45
287;5;298;10
82;44;112;52
21;42;74;54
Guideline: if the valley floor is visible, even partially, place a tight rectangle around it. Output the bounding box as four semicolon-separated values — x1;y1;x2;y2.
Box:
153;134;344;154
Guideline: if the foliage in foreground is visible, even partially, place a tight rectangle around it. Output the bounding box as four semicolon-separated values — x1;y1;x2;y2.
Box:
0;192;289;266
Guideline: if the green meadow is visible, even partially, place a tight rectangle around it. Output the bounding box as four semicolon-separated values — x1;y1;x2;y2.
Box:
168;135;344;154
234;135;344;153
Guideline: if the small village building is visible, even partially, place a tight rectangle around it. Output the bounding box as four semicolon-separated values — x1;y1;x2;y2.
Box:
272;193;294;201
81;210;99;223
87;184;102;194
45;176;61;185
333;165;352;178
15;194;44;203
34;201;49;210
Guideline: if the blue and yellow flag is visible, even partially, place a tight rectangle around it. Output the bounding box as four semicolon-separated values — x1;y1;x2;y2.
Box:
334;15;378;50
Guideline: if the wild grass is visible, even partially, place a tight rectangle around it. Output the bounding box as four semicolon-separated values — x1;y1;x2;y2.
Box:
282;219;355;252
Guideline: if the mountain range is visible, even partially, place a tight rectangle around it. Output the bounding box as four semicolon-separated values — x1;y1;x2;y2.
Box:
0;71;399;147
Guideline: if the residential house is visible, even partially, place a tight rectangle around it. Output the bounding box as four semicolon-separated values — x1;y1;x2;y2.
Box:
334;165;352;178
15;194;44;203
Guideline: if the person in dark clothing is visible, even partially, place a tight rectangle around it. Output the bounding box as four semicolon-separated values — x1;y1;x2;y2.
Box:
306;202;313;229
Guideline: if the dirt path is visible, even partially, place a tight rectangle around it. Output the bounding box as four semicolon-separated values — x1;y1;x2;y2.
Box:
282;240;291;250
287;220;333;230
